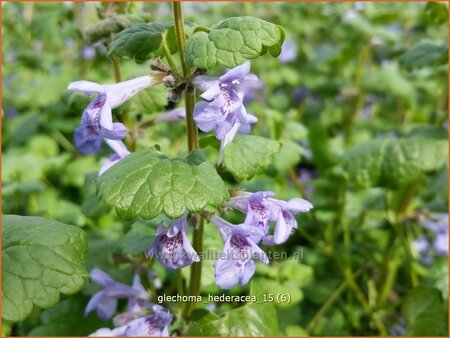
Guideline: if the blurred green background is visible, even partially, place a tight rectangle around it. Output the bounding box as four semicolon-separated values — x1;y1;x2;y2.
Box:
2;1;448;336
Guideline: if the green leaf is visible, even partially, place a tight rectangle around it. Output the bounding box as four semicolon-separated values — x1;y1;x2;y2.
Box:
185;16;285;69
403;287;448;336
185;309;221;336
285;325;308;336
400;41;448;69
362;64;415;106
424;2;448;25
216;303;279;336
28;296;103;336
108;22;171;62
97;149;229;220
251;278;303;308
132;84;168;114
2;215;88;322
273;140;304;173
82;172;108;218
340;138;448;189
83;14;152;43
121;219;162;256
187;303;279;336
223;135;281;181
426;257;448;300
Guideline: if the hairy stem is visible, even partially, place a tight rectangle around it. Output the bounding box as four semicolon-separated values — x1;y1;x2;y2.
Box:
173;1;198;151
162;32;182;78
173;1;201;320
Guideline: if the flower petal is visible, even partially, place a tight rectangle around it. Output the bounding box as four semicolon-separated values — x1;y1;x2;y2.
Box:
91;269;114;286
193;101;222;132
85;291;105;316
99;154;123;175
236;104;258;125
89;326;127;337
105;76;157;108
285;197;314;212
68;80;105;94
220;61;251;83
123;308;172;336
239;260;256;285
100;123;127;140
85;291;118;320
181;232;200;262
214;238;241;289
99;97;113;127
218;120;241;164
156;108;186;122
194;76;220;100
105;139;130;158
74;124;102;155
95;296;118;321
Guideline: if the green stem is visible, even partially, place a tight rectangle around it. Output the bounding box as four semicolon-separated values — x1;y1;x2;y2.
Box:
306;264;368;333
111;56;122;83
379;183;420;303
343;43;370;142
45;125;79;156
173;1;201;320
182;218;204;319
378;229;397;304
172;2;189;78
402;224;419;287
176;269;185;297
162;32;182;78
172;1;198;151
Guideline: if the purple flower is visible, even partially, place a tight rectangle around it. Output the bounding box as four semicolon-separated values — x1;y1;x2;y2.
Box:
193;61;258;162
226;191;313;245
89;326;127;337
146;213;200;269
413;236;433;265
82;45;97;60
420;213;448;256
278;40;297;63
69;75;158;154
85;269;148;320
413;213;448;264
292;86;309;103
99;139;130;175
211;216;268;289
90;305;172;337
114;275;155;327
123;305;172;336
156;107;186;123
239;81;265;103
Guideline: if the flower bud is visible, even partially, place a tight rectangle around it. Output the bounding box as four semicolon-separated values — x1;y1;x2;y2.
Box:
162;75;178;88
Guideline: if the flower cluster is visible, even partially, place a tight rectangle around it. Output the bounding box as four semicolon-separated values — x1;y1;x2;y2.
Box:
144;191;312;290
211;191;313;289
137;61;313;290
193;61;259;162
68;75;158;174
78;60;313;333
86;269;172;337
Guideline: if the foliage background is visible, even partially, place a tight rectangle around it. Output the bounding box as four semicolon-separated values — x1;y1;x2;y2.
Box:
2;1;448;336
